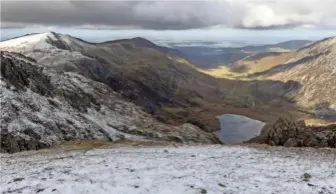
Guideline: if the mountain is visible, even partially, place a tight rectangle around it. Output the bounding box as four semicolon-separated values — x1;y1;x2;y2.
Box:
2;32;327;152
202;37;336;125
171;46;249;69
0;32;232;132
0;51;220;153
99;37;187;59
239;40;313;52
274;40;314;50
251;37;336;120
0;32;302;132
170;40;312;69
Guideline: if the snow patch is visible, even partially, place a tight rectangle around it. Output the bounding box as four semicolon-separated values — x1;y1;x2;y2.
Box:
1;146;335;194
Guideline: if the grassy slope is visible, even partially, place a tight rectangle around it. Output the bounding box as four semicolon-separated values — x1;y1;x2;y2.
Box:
202;52;295;79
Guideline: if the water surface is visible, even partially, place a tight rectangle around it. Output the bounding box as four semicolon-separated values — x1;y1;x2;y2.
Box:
217;114;265;143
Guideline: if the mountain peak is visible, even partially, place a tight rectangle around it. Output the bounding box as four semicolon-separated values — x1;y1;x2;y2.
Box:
0;31;86;53
131;37;153;42
0;32;50;51
131;37;158;47
131;37;149;41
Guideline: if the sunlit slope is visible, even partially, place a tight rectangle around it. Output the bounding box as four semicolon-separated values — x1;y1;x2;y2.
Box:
202;52;295;79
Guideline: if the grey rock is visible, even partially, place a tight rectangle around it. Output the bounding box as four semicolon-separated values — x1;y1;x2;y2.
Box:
302;173;312;181
253;117;336;148
284;138;298;147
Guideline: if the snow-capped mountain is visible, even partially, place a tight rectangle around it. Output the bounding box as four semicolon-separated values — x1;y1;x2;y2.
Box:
0;51;219;153
0;32;96;70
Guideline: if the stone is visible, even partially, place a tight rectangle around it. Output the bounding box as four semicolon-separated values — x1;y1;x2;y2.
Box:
302;173;312;181
284;138;298;147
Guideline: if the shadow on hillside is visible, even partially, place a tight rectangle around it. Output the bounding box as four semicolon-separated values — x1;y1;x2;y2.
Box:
315;102;336;121
230;64;249;73
244;52;283;61
248;79;303;104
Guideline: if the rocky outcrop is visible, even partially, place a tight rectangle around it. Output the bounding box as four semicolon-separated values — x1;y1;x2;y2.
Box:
250;117;336;148
0;129;49;153
0;51;220;153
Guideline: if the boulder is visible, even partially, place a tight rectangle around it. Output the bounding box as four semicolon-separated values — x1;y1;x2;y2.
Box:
251;117;336;148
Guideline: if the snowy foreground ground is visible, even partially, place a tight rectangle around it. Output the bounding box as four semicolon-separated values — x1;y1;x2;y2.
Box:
1;145;336;194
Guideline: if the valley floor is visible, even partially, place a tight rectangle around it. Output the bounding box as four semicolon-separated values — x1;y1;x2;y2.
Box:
1;145;336;194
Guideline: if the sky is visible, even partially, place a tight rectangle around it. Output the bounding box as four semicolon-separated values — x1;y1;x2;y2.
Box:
1;0;336;44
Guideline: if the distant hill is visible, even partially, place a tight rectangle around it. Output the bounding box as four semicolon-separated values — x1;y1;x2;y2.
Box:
99;37;187;59
239;40;313;52
171;40;313;69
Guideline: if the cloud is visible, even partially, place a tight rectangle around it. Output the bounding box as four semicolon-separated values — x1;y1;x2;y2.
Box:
1;0;335;30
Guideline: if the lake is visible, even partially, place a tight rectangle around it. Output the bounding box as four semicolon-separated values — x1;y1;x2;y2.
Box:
216;114;265;143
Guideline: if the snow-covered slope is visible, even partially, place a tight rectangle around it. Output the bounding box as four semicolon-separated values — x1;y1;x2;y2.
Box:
1;145;335;194
0;32;93;70
0;33;52;49
0;32;90;52
0;51;218;153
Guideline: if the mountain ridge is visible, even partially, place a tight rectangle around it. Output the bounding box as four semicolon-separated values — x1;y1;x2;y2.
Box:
1;51;220;153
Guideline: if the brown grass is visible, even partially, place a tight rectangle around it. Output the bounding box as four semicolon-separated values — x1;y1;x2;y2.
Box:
240;52;295;73
203;52;295;79
57;140;170;150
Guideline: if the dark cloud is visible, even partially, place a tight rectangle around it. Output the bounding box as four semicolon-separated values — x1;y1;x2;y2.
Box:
1;1;219;30
1;0;335;30
236;24;297;30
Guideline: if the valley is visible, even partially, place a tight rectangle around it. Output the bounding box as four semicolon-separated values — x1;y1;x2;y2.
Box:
157;39;312;69
0;32;335;153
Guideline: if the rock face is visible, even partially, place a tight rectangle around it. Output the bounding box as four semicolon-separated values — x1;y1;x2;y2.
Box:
250;117;336;148
0;51;220;153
